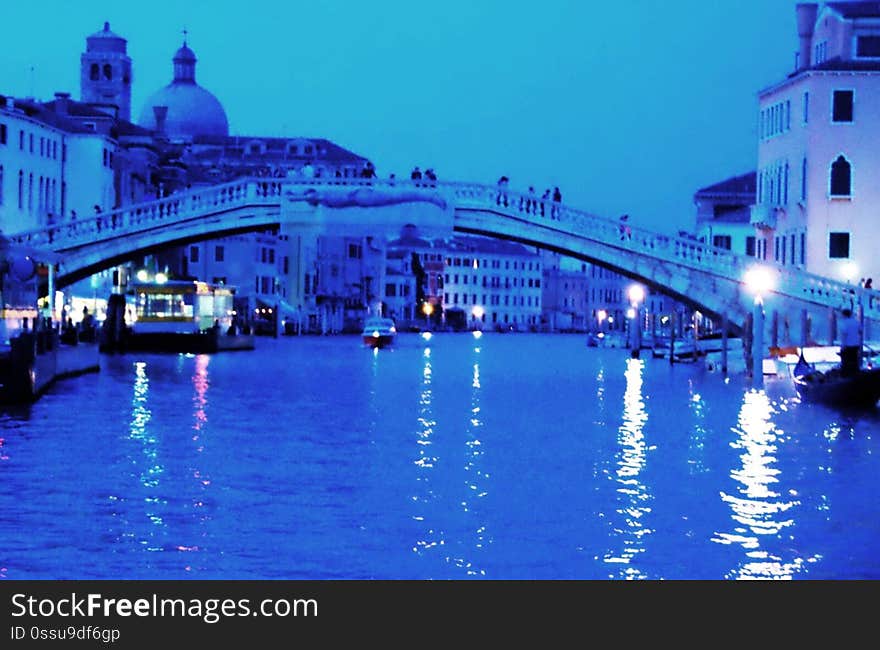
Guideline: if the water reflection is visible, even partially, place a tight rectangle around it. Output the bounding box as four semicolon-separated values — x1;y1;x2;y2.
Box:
712;389;805;579
183;355;212;567
412;345;443;557
687;382;708;474
452;347;490;576
603;358;653;578
127;361;167;550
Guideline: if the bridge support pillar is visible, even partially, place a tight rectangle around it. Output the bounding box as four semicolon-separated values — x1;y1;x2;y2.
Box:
721;313;728;374
753;299;765;389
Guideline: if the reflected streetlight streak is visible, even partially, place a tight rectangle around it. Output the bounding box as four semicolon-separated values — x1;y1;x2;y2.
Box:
184;354;212;567
711;389;808;579
128;361;167;550
603;358;653;578
687;383;708;475
412;343;443;556
452;352;490;577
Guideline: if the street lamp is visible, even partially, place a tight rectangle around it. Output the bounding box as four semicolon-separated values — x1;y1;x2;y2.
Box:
597;309;607;332
471;305;484;330
842;261;858;284
628;284;645;358
744;265;774;388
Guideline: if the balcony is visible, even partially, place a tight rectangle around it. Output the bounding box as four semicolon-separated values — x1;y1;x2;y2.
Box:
749;204;776;230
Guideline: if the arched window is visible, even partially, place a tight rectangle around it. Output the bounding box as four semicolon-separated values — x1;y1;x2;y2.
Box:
90;63;99;81
103;64;112;80
830;155;851;197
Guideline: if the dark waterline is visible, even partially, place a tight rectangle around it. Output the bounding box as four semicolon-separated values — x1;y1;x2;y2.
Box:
1;333;878;579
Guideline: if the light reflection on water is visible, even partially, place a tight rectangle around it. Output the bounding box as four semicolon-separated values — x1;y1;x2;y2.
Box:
603;358;653;578
711;389;814;579
1;334;879;579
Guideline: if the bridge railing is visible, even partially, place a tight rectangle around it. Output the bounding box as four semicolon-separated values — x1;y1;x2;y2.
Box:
7;178;285;251
7;176;879;320
444;180;880;319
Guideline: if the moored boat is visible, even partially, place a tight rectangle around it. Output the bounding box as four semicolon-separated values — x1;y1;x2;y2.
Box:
792;360;880;408
362;317;396;348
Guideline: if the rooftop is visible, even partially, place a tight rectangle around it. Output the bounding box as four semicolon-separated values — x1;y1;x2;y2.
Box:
694;172;756;198
826;1;880;18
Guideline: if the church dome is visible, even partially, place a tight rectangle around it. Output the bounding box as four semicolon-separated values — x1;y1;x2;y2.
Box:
137;38;229;140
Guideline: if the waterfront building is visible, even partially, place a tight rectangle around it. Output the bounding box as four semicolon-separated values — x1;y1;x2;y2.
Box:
441;236;542;331
386;225;445;329
693;172;757;257
751;1;880;283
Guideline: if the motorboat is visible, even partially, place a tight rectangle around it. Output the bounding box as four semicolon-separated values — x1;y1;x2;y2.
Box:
362;317;396;349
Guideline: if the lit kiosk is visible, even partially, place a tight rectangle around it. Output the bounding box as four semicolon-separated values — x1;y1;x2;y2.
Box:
744;266;775;389
119;272;254;353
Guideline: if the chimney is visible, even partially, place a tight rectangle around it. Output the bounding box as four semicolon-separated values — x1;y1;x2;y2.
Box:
152;105;168;135
796;3;819;70
54;92;70;115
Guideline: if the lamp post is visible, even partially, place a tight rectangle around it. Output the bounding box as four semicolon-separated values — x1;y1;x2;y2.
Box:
744;266;774;389
471;305;484;331
628;284;645;358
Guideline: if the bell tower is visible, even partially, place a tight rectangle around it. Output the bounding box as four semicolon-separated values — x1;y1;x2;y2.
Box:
80;21;132;121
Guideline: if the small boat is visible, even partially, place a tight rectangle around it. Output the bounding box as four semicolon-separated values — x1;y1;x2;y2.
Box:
792;356;880;408
362;317;396;349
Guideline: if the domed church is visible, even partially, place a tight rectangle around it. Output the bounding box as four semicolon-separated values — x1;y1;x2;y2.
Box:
138;36;228;140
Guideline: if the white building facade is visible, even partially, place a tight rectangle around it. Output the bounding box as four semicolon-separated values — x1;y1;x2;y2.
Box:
752;2;880;284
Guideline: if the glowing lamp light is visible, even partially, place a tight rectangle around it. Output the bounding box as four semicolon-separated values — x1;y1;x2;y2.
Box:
472;330;483;339
390;326;396;333
136;269;150;282
372;330;380;338
626;308;636;319
841;261;858;283
422;303;434;317
608;316;614;324
744;266;774;297
155;272;168;284
628;284;645;304
421;331;433;341
597;309;607;323
472;305;485;319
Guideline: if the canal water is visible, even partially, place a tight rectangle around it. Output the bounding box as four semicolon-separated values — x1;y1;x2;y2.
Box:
1;334;878;580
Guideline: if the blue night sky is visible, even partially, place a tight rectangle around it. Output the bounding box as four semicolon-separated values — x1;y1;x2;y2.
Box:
3;0;803;233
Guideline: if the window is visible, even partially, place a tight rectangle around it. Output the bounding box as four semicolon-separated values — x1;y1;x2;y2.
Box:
800;233;806;265
712;235;731;250
803;91;809;124
348;243;362;259
830;155;851;197
268;249;275;264
801;157;807;201
283;256;289;274
385;283;396;297
829;232;850;259
19;130;24;150
0;123;6;145
189;245;200;263
856;36;880;58
90;63;99;80
29;133;33;153
746;236;756;257
832;90;854;122
215;245;225;262
18;170;23;209
103;64;112;80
